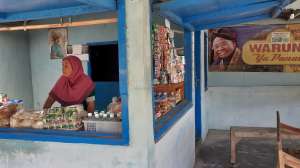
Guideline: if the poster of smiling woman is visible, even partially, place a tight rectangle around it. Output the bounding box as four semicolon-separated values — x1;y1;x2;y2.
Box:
208;24;300;72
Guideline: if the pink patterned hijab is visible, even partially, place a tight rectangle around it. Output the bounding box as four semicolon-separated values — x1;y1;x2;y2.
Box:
49;56;95;106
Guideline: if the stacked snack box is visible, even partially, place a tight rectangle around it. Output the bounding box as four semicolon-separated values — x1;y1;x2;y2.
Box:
43;105;85;130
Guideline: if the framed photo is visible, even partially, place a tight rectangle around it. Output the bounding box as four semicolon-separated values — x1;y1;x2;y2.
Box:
67;44;89;61
48;28;68;59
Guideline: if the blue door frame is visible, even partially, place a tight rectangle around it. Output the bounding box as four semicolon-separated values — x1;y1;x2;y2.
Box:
194;31;202;139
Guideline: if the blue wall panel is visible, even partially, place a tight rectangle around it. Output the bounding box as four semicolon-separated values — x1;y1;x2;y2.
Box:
117;0;129;143
194;31;201;138
94;82;120;111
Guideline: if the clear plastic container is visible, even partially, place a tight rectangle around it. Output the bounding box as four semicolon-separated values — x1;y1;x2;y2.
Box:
83;119;122;133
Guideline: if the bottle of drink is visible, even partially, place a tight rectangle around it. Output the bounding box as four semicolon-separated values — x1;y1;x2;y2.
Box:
2;94;8;104
0;93;3;103
169;92;176;108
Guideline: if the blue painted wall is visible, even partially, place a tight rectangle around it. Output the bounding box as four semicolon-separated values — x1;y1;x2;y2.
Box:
94;82;119;111
208;72;300;86
29;19;119;109
0;31;33;108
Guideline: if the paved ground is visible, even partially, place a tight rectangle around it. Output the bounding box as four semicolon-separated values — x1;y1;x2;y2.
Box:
194;130;282;168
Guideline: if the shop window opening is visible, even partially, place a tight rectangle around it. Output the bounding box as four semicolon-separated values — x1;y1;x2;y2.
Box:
152;15;193;142
0;39;125;144
0;0;129;145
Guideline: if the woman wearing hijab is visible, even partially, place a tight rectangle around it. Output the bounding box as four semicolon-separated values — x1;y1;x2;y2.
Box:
43;55;95;113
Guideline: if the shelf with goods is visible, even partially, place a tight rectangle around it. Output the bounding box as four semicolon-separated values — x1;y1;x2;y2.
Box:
153;82;184;102
152;23;185;120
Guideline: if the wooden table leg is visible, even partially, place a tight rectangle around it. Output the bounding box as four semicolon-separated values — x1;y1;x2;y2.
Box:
230;129;241;165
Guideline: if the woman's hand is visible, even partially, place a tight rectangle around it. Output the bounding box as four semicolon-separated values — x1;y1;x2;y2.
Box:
87;101;95;113
43;96;55;109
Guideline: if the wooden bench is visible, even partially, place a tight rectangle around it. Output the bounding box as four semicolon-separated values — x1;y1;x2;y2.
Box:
230;126;300;165
277;111;300;168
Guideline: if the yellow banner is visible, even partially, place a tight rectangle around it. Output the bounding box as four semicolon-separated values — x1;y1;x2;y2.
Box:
242;27;300;65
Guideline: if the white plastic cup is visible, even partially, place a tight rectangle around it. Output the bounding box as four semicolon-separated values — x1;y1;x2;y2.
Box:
88;113;93;118
95;113;100;118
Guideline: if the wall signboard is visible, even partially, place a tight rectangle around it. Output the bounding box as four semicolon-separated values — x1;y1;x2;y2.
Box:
209;24;300;72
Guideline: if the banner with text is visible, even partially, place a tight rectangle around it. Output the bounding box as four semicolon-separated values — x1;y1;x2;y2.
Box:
209;24;300;72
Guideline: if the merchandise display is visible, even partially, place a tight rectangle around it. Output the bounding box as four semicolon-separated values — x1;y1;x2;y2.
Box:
10;110;44;129
107;97;122;114
43;105;86;130
0;105;17;127
83;117;121;133
86;111;122;122
6;104;86;130
82;97;122;132
0;93;9;105
0;91;122;134
0;93;24;127
152;24;185;120
152;24;185;85
84;97;122;122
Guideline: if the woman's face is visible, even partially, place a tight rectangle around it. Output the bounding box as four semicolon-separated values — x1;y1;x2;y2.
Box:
63;60;73;77
212;37;236;59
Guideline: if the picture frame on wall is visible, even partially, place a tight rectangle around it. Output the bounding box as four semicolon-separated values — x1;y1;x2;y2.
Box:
67;44;89;61
48;28;68;59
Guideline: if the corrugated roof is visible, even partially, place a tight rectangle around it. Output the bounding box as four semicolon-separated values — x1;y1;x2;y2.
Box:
0;0;116;23
155;0;295;30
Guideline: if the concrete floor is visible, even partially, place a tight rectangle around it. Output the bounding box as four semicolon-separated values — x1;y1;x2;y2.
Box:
194;130;283;168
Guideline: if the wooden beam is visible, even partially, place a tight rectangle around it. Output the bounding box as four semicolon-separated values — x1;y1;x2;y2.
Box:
0;18;117;32
2;5;113;23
